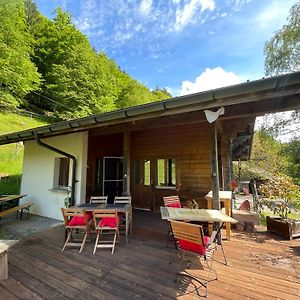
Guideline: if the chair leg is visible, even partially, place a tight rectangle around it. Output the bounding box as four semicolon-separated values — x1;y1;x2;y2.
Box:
220;243;227;265
79;230;88;253
62;229;72;252
111;231;117;254
93;230;100;255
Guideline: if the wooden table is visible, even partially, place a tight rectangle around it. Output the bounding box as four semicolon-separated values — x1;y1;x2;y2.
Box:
205;191;232;240
160;206;237;224
76;203;133;244
0;195;25;207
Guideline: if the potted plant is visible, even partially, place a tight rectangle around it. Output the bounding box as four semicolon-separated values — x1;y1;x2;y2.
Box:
259;175;300;240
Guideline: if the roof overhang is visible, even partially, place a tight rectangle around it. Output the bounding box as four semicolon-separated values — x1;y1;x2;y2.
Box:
0;71;299;148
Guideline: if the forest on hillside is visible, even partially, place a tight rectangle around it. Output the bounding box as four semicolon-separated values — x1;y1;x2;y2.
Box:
0;0;171;121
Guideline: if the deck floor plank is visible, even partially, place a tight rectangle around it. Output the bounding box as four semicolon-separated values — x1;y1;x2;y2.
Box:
1;211;299;299
0;275;43;300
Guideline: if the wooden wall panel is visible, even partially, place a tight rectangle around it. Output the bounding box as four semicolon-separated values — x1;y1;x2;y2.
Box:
131;123;212;209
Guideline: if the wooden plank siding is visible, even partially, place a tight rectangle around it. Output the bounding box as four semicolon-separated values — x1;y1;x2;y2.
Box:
86;122;217;210
1;211;299;299
130;123;212;210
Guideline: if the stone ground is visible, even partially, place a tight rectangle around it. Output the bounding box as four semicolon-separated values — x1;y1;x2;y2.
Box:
0;212;62;240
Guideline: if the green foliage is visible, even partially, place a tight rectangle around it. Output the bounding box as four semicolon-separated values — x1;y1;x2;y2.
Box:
23;6;170;120
0;0;40;108
0;112;47;192
259;175;300;219
151;88;172;101
281;139;300;185
236;131;288;181
0;175;21;194
264;2;300;76
0;2;171;119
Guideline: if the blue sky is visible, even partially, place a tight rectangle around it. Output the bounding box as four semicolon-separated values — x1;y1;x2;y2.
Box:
34;0;298;96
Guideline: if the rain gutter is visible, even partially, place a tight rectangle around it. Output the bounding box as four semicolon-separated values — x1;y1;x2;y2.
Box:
35;134;77;206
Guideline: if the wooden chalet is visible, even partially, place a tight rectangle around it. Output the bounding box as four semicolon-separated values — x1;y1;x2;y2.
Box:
0;71;299;220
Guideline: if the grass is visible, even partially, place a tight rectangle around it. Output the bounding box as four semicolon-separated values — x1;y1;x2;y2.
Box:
0;112;48;193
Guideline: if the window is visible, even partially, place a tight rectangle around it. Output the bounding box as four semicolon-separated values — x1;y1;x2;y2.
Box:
144;160;151;186
53;157;70;189
157;159;176;187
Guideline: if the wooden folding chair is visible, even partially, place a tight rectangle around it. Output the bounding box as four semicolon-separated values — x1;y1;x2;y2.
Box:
163;195;182;208
92;209;119;254
114;196;132;230
90;196;108;204
169;220;218;298
61;208;93;253
114;196;132;204
163;196;182;247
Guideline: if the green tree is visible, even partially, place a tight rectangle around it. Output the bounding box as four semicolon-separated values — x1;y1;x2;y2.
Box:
28;8;117;119
282;139;300;185
152;88;172;101
260;175;300;219
0;0;40;109
263;2;300;143
236;131;288;180
264;2;300;76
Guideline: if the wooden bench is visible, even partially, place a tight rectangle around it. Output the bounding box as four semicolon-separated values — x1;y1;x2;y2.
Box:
0;202;33;219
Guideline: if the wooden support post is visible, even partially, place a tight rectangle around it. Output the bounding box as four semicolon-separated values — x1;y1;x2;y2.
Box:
123;131;131;195
221;136;232;191
210;123;220;210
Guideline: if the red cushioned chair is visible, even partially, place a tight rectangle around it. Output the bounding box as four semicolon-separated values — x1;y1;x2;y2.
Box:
163;195;182;208
92;209;119;254
61;208;93;253
169;220;218;298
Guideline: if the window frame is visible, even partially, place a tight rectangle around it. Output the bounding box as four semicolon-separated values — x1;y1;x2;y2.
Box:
53;157;70;190
156;158;176;189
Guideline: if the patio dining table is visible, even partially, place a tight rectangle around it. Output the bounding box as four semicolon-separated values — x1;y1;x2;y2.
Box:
75;203;133;244
160;206;238;246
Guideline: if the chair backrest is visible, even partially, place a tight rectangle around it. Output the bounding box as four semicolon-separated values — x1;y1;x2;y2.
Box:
90;196;108;204
114;196;131;204
61;208;87;226
170;220;205;247
163;195;181;208
92;209;119;227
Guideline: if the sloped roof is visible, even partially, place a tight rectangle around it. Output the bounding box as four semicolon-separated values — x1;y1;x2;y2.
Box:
0;71;299;147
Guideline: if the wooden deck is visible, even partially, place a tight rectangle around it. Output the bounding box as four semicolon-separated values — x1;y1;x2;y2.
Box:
0;210;300;299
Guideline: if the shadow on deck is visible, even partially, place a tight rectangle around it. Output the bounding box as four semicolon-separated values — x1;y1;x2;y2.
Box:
0;210;300;299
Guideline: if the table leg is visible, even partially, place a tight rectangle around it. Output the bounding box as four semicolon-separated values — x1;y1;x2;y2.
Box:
207;199;213;235
130;207;132;235
125;210;128;244
225;201;231;240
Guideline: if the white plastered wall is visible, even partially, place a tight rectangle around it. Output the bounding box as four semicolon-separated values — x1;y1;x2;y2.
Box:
21;131;88;220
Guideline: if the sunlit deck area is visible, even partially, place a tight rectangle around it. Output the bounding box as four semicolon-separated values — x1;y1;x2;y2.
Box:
1;210;300;299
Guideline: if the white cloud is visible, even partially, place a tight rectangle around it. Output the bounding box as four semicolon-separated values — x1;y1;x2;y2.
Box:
74;18;91;31
179;67;241;96
256;0;298;29
229;0;251;12
139;0;153;18
174;0;215;31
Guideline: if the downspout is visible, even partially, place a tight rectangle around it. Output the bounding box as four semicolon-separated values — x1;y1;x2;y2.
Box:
34;134;77;206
